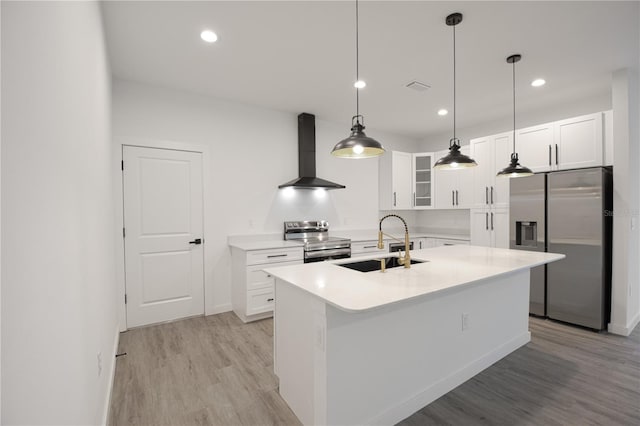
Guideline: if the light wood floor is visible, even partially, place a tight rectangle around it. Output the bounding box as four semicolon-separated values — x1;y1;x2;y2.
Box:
109;313;639;426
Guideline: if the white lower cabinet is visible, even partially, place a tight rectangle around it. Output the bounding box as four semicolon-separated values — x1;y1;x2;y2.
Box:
471;208;509;248
432;238;470;247
231;246;303;322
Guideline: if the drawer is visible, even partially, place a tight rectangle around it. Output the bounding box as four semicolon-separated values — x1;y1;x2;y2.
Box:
247;265;275;290
351;240;385;254
246;247;303;265
247;260;302;290
246;287;275;316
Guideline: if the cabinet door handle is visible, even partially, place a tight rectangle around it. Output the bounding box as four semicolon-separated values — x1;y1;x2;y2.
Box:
486;187;489;205
555;144;559;165
452;190;455;206
413;192;416;207
455;190;459;206
267;254;288;258
548;145;552;166
394;191;397;207
363;245;377;249
486;212;489;230
490;186;494;205
267;298;274;302
491;212;494;231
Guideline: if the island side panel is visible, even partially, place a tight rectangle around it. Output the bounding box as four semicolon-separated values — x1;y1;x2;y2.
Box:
325;269;530;426
274;278;327;425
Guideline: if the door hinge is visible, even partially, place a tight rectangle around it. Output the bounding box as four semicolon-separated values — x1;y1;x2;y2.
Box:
121;160;124;171
123;227;126;238
124;294;127;304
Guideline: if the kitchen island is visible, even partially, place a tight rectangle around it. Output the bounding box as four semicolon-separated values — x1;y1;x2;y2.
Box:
264;245;564;426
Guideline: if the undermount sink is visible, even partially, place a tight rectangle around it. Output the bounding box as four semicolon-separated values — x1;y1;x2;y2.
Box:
337;257;426;272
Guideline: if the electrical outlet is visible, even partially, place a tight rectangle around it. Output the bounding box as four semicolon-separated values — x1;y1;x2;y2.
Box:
462;313;470;331
97;352;103;377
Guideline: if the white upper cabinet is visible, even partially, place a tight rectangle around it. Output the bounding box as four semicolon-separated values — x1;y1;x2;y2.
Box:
554;112;603;170
379;151;413;210
516;122;555;173
433;146;473;209
516;112;604;172
470;132;512;210
470;208;509;248
413;153;434;209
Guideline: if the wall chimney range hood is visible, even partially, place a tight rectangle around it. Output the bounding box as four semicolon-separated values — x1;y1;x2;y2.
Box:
279;113;346;190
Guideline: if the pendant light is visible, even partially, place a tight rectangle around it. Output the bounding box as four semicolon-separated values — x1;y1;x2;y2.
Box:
331;0;385;158
434;13;477;170
497;54;533;178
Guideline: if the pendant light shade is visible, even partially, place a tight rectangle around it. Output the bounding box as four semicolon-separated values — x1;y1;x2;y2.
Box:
434;13;477;170
331;0;385;158
433;138;477;169
497;54;533;178
332;115;385;158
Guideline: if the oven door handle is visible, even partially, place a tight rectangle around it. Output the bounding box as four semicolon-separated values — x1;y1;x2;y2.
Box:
305;248;351;259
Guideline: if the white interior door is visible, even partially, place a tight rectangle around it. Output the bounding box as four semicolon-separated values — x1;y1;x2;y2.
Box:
123;146;204;328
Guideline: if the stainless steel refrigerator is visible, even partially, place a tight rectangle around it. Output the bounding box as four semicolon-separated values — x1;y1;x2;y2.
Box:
509;167;612;330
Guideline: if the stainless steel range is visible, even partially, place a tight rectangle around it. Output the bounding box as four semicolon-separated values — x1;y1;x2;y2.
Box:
284;220;351;263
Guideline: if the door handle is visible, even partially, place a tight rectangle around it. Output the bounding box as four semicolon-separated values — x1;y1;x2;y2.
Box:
394;191;397;207
455;190;459;206
189;238;202;245
413;192;416;207
485;212;489;230
452;190;455;206
490;186;494;205
486;187;489;205
267;298;274;302
548;145;552;166
555;144;559;165
491;212;494;231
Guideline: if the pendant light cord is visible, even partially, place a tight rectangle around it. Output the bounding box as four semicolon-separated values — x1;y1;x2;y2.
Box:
355;0;360;120
452;21;456;143
512;57;516;154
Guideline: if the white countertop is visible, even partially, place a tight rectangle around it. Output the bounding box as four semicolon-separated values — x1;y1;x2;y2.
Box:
333;229;469;242
264;245;564;313
228;239;303;251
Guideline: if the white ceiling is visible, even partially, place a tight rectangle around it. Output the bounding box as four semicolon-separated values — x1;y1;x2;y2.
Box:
101;1;639;140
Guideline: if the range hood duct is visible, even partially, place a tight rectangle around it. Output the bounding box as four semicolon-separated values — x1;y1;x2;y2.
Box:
278;113;346;190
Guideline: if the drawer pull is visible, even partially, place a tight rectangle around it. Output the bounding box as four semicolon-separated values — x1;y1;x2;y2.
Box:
266;274;272;278
267;254;288;258
267;298;274;302
363;245;377;249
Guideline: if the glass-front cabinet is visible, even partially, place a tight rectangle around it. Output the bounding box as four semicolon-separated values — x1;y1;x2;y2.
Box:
413;153;434;209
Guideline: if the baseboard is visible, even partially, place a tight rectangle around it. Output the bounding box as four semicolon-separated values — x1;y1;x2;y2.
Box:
209;303;232;315
102;324;121;426
608;311;640;336
366;331;531;426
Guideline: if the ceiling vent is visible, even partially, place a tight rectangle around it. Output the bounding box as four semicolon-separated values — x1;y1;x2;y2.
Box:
405;80;431;92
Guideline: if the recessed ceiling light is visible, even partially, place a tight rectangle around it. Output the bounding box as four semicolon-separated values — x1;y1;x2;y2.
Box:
531;78;546;87
354;80;366;89
200;30;218;43
438;109;448;116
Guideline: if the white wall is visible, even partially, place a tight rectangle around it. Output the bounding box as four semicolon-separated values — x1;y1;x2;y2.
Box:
609;68;640;336
1;2;118;424
112;79;419;317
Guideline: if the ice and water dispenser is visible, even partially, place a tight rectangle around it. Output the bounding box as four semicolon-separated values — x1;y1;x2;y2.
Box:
516;221;538;248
